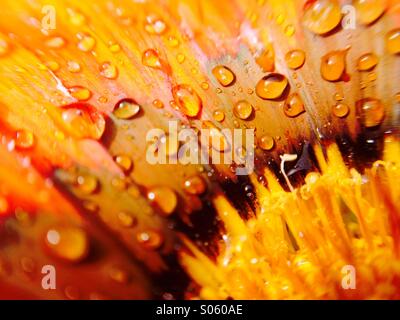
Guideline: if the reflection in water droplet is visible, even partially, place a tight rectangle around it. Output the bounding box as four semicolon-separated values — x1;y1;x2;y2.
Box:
259;135;274;150
357;53;378;71
136;230;163;250
100;62;118;79
213;109;225;122
77;34;96;52
76;174;98;194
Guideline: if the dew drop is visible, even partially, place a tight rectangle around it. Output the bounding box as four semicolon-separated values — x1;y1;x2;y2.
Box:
77;34;96;52
354;0;386;25
284;24;295;37
357;53;378;71
320;49;348;82
284;93;305;117
45;61;60;71
61;103;105;139
183;175;206;195
76;174;98;194
213;109;225;122
114;155;132;172
45;36;66;49
144;15;167;35
67;61;81;73
233;100;253;120
386;29;400;55
136;230;163;250
100;62;118;79
142;49;162;69
15;130;35;149
357;98;385;127
212;65;235;87
152;99;164;109
255;48;275;72
117;211;136;228
147;186;177;216
256;73;288;100
172;84;202;117
68;86;92;101
285;49;306;70
176;53;185;63
45;227;89;263
303;0;342;35
332;103;349;118
113;98;141;119
259;135;274;150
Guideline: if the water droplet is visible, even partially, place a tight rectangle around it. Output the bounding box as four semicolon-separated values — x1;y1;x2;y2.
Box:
61;103;105;139
109;266;130;283
152;99;164;109
168;36;179;47
45;227;89;262
233;100;253;120
212;65;235;87
320;49;348;82
357;98;385;127
114;155;132;172
184;176;206;195
255;48;275;72
100;62;118;79
144;15;167;35
136;230;163;250
0;37;9;56
256;73;288;100
113;98;141;119
285;49;306;70
334;92;344;101
259;135;274;150
117;211;136;228
15;130;35;149
68;8;86;26
67;61;81;73
147;186;177;215
176;53;185;63
303;0;341;35
45;36;66;48
109;43;121;53
284;24;295;37
386;29;400;55
142;49;162;69
45;61;60;71
77;34;96;52
332;103;349;118
213;109;225;122
357;53;378;71
354;0;386;25
172;84;202;117
68;86;92;101
201;82;209;90
284;93;305;117
76;174;98;194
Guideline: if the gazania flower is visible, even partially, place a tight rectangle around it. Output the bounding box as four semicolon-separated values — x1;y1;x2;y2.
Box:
0;0;399;300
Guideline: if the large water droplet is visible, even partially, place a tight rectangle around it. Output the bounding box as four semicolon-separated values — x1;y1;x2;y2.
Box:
113;98;141;119
256;73;288;100
212;65;235;87
320;49;348;82
45;227;89;263
386;29;400;55
357;98;385;127
357;53;378;71
303;0;342;35
284;93;305;117
354;0;386;25
332;103;349;118
233;100;253;120
147;186;177;216
285;49;306;70
172;84;202;117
